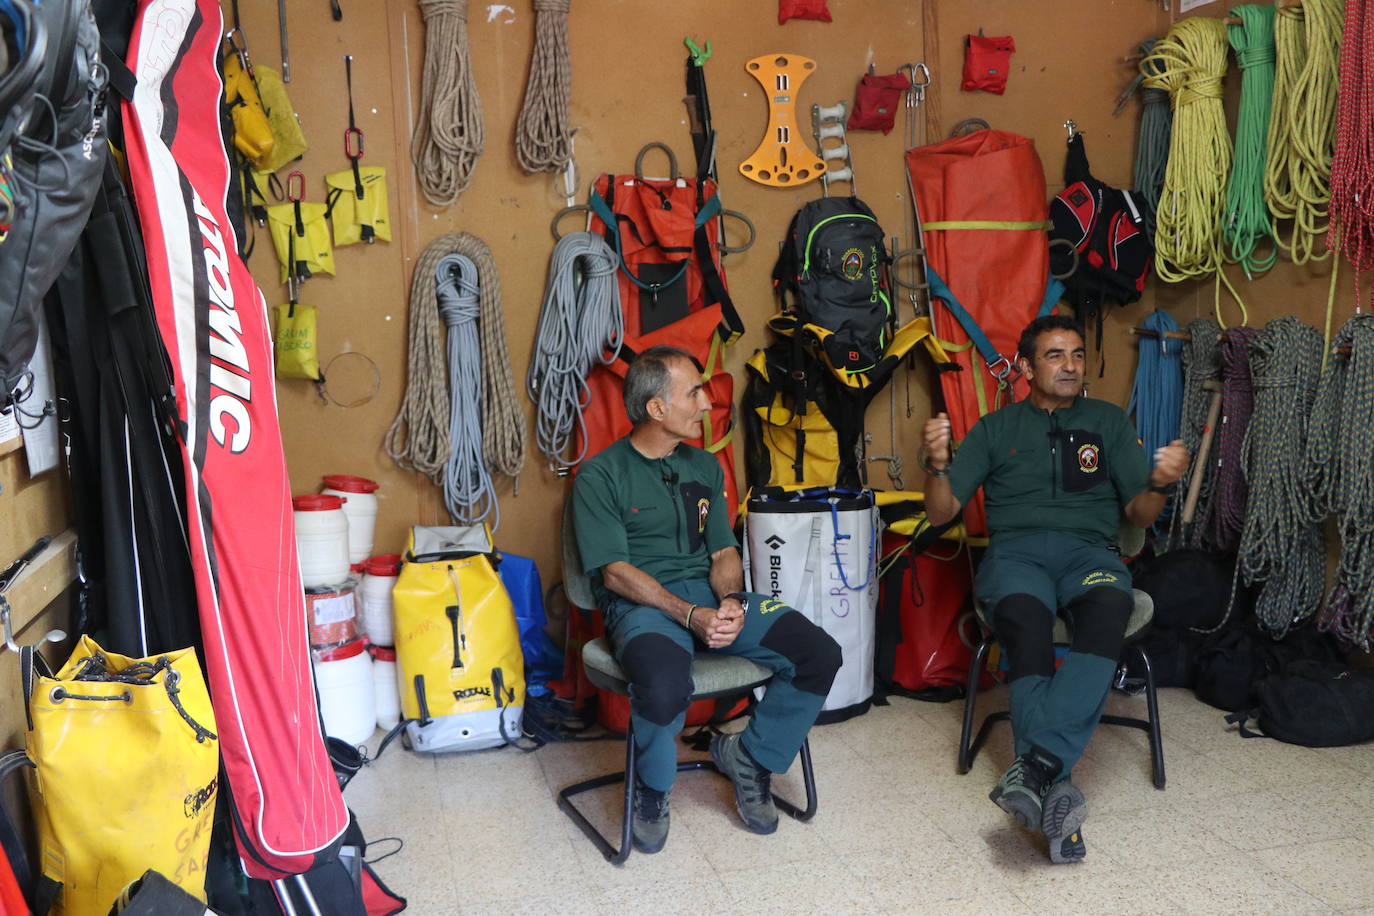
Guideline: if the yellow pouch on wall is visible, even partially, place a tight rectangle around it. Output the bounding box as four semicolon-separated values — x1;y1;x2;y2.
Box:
272;302;322;379
222;53;275;168
267;201;335;284
325;165;391;246
23;637;219;915
393;526;526;752
253;65;308;172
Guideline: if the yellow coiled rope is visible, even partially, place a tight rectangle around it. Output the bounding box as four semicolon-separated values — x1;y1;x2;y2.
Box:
1264;0;1342;265
1143;17;1246;326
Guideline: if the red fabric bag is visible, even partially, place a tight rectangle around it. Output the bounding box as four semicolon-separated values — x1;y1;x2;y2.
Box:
779;0;832;24
848;73;912;134
962;34;1016;94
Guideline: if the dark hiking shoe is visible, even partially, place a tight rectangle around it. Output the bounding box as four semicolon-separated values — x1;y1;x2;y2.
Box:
710;732;779;835
1042;780;1088;864
631;780;670;854
988;746;1062;831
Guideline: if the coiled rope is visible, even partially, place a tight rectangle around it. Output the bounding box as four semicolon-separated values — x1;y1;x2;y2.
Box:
1167;317;1222;549
386;234;525;501
1224;5;1278;275
1131;38;1172;240
1238;316;1326;638
1128;310;1184;461
435;254;500;527
526;232;622;470
1142;17;1246;325
1264;0;1342;265
1329;0;1374;300
515;0;573;174
1209;325;1259;551
412;0;484;206
1311;315;1374;649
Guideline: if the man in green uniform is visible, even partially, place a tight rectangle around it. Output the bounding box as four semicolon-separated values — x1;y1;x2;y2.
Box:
572;345;841;854
922;315;1188;864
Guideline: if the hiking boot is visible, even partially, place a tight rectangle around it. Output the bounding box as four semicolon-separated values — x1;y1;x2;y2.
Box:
631;780;670;854
988;746;1062;831
710;732;778;835
1041;780;1088;864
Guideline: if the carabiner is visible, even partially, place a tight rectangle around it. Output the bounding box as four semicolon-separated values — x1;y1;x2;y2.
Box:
900;62;931;105
286;170;305;203
987;354;1015;381
225;27;255;79
344;126;364;161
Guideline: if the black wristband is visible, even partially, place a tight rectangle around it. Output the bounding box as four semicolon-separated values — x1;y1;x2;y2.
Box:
1148;482;1177;496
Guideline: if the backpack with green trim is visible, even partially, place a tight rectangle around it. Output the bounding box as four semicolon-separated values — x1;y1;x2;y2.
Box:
771;196;894;377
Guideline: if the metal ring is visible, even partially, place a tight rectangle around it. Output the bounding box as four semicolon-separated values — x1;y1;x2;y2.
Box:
550;204;590;242
319;351;382;408
50;686;65;703
718;208;756;254
948;118;991;138
889;248;930;291
1049;237;1080;280
634;142;679;181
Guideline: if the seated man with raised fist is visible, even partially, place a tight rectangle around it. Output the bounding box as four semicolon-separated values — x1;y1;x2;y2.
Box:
921;315;1188;864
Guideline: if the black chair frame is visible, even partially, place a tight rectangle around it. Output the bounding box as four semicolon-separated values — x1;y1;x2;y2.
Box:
957;634;1166;789
557;674;818;865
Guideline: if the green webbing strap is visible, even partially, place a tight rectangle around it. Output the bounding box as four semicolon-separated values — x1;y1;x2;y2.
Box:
920;220;1052;231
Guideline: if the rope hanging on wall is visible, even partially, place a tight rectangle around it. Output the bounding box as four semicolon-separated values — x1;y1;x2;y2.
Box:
1310;315;1374;649
1264;0;1342;265
1166;317;1222;550
412;0;485;206
1142;17;1245;324
526;231;622;471
515;0;574;174
1209;326;1258;552
1329;0;1374;300
1238;317;1326;639
385;233;526;501
1128;38;1171;241
1127;310;1184;477
1224;4;1278;276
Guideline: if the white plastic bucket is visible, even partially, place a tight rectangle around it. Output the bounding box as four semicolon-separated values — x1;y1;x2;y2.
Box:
358;554;401;647
370;645;401;730
304;578;359;650
313;639;376;747
294;494;351;588
320;475;380;564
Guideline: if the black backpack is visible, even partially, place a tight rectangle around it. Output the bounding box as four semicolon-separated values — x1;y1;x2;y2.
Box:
1229;660;1374;748
771;196;894;375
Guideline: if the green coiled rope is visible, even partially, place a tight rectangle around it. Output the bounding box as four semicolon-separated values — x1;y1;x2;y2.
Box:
1224;4;1278;276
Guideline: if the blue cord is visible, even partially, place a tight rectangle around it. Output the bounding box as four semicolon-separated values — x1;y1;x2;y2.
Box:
1127;309;1184;529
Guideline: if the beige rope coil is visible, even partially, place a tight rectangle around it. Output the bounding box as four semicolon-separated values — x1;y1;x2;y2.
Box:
412;0;485;206
515;0;573;174
385;233;526;486
1264;0;1342;265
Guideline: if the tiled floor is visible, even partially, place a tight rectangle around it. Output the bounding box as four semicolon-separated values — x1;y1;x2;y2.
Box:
348;687;1374;915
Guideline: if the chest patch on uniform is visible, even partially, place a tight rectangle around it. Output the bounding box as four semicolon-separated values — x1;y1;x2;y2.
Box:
1057;429;1107;493
697;497;710;533
1077;443;1100;472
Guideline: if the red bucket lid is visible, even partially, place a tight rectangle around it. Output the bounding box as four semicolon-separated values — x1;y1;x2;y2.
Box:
293;494;345;511
364;554;403;577
322;474;379;494
315;638;366;662
369;645;397;662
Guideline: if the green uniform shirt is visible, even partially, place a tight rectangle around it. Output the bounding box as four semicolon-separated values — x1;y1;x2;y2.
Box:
947;397;1150;545
572;437;737;605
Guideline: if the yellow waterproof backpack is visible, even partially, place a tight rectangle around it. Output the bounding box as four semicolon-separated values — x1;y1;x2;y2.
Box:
325;165;391;246
22;637;219;915
393;526;526;753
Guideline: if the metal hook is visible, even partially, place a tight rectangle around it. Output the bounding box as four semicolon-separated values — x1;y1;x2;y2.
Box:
0;595;67;653
1064;119;1079;140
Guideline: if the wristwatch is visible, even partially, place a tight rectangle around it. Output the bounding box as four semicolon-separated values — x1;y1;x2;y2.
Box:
1148;481;1177;495
918;448;949;478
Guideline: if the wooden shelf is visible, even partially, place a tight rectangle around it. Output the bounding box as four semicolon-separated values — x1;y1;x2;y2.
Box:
1;529;77;654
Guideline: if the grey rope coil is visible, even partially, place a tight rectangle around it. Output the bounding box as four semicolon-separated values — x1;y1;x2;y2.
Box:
412;0;484;206
1132;38;1172;239
526;231;622;470
1310;315;1374;649
1237;316;1325;638
1168;317;1221;549
1209;326;1259;551
514;0;573;174
385;233;525;495
436;254;500;528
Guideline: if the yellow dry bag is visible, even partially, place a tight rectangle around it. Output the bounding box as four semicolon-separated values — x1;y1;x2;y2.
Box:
393;526;526;753
325;165;391;246
222;52;275;168
267;180;335;285
23;637;219;915
271;300;322;380
253;65;308;173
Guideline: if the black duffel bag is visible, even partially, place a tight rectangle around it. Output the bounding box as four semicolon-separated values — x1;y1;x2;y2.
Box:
1227;660;1374;747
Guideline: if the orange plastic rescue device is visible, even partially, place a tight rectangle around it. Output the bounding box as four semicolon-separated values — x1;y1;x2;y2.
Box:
739;54;826;188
